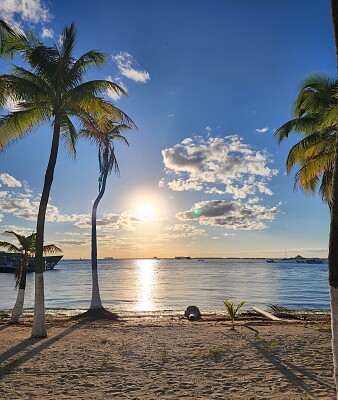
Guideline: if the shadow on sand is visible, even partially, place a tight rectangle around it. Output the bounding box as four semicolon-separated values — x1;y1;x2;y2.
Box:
0;308;120;379
229;328;334;396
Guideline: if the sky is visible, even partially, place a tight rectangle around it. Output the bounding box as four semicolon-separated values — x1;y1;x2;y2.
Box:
0;0;335;259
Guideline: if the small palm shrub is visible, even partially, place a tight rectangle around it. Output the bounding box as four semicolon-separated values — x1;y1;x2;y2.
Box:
223;299;245;330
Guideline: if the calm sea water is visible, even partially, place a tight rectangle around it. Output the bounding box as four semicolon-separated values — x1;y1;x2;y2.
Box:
0;258;330;313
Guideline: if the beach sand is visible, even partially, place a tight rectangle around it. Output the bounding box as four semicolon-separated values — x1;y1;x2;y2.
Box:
0;313;335;399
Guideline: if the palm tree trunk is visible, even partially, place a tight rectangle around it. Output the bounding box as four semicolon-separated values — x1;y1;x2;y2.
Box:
31;116;61;338
11;253;28;322
329;1;338;397
90;165;109;309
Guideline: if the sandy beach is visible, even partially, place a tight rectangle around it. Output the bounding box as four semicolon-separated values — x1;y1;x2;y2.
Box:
0;313;335;399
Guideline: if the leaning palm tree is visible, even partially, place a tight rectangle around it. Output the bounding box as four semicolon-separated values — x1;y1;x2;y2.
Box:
0;230;61;322
275;73;336;208
80;118;132;311
329;0;338;396
0;22;133;337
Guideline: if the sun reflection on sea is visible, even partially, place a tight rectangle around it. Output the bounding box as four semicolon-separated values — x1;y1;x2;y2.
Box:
135;259;157;311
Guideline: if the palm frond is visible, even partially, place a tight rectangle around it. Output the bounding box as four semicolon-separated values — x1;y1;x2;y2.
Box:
66;50;107;88
61;116;78;158
65;80;127;104
0;74;51;107
0;107;50;150
42;244;62;254
0;241;21;252
320;168;333;205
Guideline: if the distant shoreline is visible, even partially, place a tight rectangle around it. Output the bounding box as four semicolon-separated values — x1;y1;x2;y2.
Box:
63;257;328;261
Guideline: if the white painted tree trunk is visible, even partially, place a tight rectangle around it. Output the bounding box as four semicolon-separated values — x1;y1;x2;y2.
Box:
11;288;25;322
90;267;103;309
31;272;47;337
331;286;338;396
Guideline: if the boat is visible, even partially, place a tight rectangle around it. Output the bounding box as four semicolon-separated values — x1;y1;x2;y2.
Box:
266;259;276;263
0;251;63;273
296;258;324;264
175;256;192;260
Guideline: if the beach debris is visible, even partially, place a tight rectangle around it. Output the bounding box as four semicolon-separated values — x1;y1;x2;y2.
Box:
267;304;298;319
184;306;201;321
223;299;245;329
268;304;306;320
253;307;280;321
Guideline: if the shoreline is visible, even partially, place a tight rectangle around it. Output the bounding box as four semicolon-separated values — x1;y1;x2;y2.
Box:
0;307;332;320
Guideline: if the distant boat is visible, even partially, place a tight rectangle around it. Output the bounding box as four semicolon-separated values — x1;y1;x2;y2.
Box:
266;259;276;263
175;256;192;260
0;251;63;273
296;258;324;264
104;257;114;260
153;256;158;259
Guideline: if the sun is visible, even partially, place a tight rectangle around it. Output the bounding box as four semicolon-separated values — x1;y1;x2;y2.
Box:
134;204;159;222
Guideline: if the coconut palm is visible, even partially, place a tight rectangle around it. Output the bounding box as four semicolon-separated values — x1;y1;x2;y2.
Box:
0;230;61;322
329;0;338;396
80;118;132;311
0;22;133;337
275;73;336;208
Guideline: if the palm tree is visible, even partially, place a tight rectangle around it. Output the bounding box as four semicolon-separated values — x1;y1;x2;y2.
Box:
80;118;132;311
0;22;133;337
329;0;338;396
275;73;336;208
0;230;61;322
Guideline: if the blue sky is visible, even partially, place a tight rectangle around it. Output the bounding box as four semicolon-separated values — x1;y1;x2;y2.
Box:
0;0;334;258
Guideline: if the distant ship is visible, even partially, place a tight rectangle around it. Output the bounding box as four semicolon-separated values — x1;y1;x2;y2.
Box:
0;251;63;273
296;258;324;264
175;256;192;260
266;256;325;265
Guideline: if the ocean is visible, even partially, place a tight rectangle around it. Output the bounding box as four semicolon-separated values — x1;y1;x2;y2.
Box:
0;258;330;313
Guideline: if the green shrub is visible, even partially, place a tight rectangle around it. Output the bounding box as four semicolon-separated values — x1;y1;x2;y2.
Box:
223;299;245;329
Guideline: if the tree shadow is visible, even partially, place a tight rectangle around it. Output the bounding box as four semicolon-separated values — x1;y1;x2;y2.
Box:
70;307;119;322
246;332;334;395
0;323;13;332
0;321;81;379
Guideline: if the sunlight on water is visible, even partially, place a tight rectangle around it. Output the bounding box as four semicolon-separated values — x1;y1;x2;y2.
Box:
0;259;330;312
135;259;157;311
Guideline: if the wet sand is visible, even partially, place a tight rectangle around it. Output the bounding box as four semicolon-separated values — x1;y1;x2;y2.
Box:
0;314;335;399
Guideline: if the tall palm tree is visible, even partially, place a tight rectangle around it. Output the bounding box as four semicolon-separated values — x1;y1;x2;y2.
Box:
0;22;133;337
275;74;336;208
0;230;61;322
80;118;132;310
329;0;338;396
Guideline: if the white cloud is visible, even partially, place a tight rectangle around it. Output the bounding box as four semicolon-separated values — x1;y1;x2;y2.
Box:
176;200;278;231
106;75;127;101
1;225;34;236
168;114;175;118
255;127;269;133
167;179;203;192
158;224;205;240
55;239;87;246
74;208;160;231
0;188;82;223
160;135;278;200
41;27;53;38
0;0;51;26
0;173;22;187
112;51;150;83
